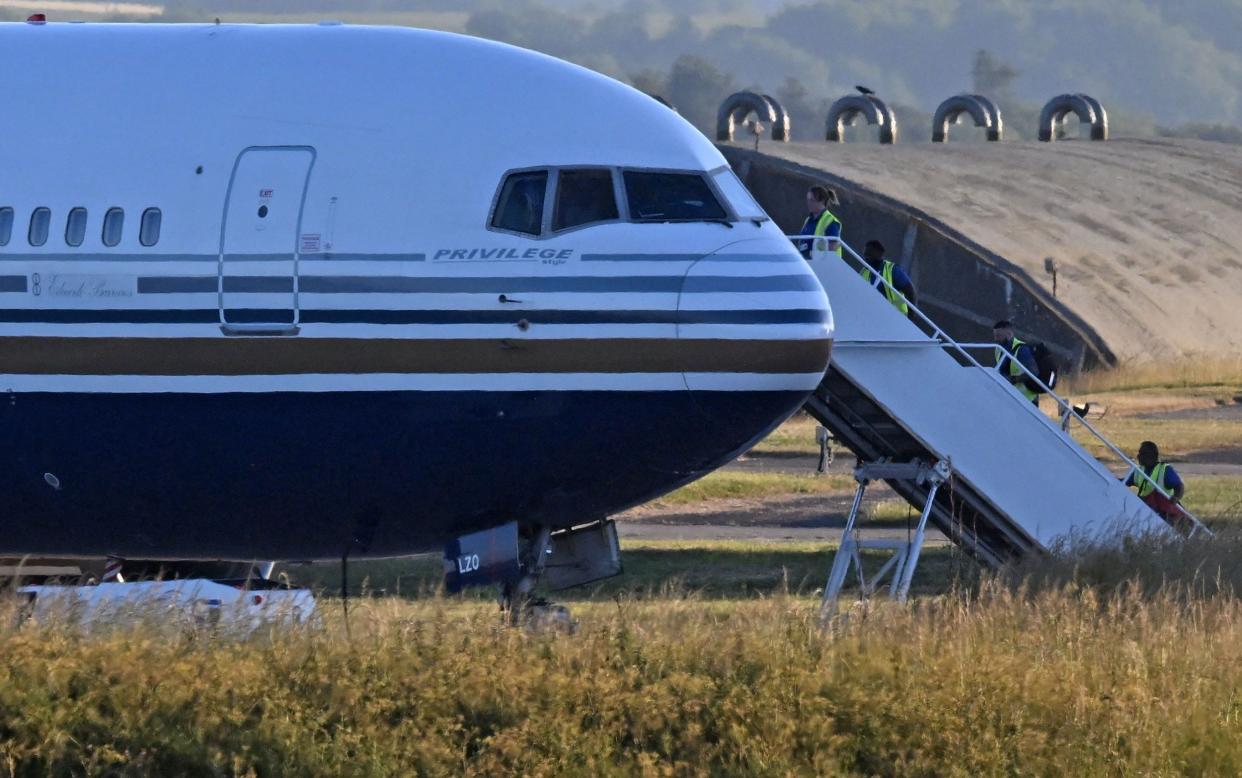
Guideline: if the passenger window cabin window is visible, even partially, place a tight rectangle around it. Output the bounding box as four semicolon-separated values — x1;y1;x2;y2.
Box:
552;169;619;231
623;171;728;222
102;207;124;247
28;207;50;247
65;207;88;247
0;207;12;247
491;171;548;236
139;207;161;247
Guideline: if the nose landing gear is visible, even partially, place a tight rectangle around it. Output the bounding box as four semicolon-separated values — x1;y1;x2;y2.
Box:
444;519;622;629
498;525;566;628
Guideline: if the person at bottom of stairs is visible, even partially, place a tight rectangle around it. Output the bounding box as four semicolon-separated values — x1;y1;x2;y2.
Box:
1124;440;1191;533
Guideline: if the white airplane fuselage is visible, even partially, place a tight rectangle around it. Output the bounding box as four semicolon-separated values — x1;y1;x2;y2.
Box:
0;22;833;560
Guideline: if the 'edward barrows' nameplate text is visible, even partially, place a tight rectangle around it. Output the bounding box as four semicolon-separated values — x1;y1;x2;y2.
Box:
32;274;136;299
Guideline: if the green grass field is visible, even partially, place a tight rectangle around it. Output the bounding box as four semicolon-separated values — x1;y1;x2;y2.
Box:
749;412;822;455
651;470;852;506
282;540;974;602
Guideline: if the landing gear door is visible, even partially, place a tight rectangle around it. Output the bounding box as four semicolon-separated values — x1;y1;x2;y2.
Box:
219;146;315;335
443;522;522;594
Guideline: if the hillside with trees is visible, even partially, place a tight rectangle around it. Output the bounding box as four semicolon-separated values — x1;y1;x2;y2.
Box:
11;0;1242;142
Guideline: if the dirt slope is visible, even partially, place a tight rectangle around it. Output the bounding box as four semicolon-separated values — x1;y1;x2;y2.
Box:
761;138;1242;362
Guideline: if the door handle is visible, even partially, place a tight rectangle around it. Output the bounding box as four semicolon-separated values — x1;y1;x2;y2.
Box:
220;323;301;337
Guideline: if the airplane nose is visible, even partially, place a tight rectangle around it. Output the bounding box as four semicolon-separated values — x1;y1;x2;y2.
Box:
677;238;833;393
669;237;833;465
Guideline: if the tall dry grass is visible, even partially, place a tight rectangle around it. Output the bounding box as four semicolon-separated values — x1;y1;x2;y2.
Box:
1067;358;1242;394
4;536;1242;777
1010;527;1242;598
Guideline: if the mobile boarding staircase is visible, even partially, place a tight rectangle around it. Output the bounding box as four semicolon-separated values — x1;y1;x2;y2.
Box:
795;238;1207;616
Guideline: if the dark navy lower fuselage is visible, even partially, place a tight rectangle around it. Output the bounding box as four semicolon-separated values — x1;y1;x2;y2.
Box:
0;390;805;560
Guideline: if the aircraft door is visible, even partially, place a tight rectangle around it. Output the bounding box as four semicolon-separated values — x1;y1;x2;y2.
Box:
219;146;315;334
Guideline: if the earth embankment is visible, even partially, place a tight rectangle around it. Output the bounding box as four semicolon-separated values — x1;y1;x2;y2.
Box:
724;138;1242;366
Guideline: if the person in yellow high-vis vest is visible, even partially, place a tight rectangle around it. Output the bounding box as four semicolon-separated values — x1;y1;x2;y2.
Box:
992;320;1040;405
1124;440;1189;531
795;185;841;259
860;240;917;319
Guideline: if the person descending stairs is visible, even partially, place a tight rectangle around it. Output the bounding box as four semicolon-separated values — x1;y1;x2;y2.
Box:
796;185;842;259
860;240;917;320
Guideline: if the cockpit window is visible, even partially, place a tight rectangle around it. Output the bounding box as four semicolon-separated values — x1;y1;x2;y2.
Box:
491;170;548;236
711;168;768;221
623;171;727;222
553;169;619;231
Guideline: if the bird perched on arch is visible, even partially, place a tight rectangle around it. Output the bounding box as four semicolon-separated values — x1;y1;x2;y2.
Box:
855;85;876;96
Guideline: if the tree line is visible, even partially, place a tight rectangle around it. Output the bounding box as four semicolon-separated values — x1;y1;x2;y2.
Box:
16;0;1242;143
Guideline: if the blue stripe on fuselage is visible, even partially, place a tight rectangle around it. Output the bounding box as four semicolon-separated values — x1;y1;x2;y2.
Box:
0;307;829;325
131;274;820;294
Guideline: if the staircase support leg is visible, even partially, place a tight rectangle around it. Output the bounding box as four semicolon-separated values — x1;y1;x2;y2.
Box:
867;551;905;597
893;480;941;602
821;480;868;620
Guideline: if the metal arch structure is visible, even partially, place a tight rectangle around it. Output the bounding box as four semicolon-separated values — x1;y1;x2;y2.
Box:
1076;93;1108;141
715;91;782;142
826;94;897;144
1039;93;1106;141
932;94;999;143
970;94;1004;141
761;93;791;141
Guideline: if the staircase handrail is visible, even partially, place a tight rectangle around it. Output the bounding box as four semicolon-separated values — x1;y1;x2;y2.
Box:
789;235;1209;537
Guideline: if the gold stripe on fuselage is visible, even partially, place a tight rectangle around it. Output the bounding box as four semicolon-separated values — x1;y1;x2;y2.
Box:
0;337;833;376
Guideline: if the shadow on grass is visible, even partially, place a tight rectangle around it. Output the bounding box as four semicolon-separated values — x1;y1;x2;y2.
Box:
281;545;980;602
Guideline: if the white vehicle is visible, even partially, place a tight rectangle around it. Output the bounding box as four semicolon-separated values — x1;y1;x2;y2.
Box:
19;578;317;635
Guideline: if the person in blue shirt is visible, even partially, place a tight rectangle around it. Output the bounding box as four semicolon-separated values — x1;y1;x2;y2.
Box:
796;185;841;259
1124;440;1188;529
860;240;918;319
992;320;1040;405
